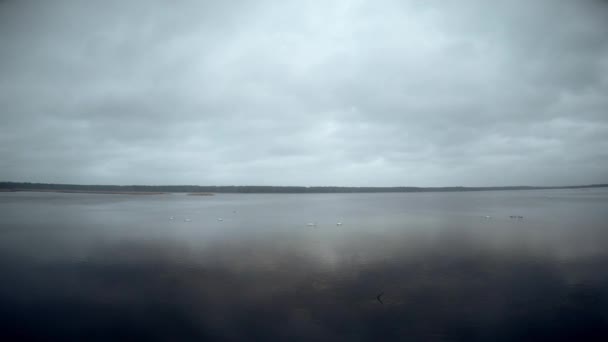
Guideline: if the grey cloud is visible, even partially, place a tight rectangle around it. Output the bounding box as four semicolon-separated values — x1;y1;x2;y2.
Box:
1;0;607;186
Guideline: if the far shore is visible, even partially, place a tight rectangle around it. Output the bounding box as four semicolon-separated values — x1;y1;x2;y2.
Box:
2;189;167;195
1;189;218;196
2;182;607;195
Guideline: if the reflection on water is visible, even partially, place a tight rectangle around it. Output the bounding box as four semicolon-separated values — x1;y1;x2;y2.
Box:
1;190;608;341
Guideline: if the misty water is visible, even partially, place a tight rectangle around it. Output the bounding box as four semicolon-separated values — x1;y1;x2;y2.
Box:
1;189;608;341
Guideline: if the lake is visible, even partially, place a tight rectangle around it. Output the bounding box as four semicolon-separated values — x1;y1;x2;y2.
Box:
1;189;608;341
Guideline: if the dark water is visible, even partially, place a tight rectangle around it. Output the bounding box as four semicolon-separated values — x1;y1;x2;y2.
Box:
1;189;608;341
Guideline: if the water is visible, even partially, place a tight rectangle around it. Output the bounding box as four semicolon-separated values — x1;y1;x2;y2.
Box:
1;189;608;341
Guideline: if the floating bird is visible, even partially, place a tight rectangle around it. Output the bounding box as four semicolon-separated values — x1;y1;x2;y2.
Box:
376;292;384;304
336;222;343;226
169;216;175;221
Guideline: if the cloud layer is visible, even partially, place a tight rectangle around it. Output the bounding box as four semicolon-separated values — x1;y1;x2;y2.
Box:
1;0;607;186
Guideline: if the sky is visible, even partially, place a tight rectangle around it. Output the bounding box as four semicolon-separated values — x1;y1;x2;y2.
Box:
1;0;607;187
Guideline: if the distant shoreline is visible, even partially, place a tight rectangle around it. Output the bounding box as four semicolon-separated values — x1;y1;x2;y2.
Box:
1;182;607;195
0;189;166;195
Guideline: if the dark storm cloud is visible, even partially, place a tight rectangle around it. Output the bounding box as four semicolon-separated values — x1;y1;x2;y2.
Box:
1;0;607;186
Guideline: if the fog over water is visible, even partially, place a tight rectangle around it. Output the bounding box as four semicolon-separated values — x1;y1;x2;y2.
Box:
1;189;608;341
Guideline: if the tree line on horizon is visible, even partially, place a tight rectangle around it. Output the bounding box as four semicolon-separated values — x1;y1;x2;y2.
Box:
1;182;607;194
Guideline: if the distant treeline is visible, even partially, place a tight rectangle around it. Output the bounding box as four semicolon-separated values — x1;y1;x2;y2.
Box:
2;182;608;194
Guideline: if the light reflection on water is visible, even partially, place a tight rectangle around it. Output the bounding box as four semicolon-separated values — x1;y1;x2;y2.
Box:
1;189;608;341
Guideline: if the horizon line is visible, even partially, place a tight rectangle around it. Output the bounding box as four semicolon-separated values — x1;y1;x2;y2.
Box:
2;181;608;190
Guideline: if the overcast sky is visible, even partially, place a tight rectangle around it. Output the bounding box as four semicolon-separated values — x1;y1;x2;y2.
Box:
1;0;607;186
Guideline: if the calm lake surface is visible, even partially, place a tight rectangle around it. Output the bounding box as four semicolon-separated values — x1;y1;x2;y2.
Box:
1;189;608;341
